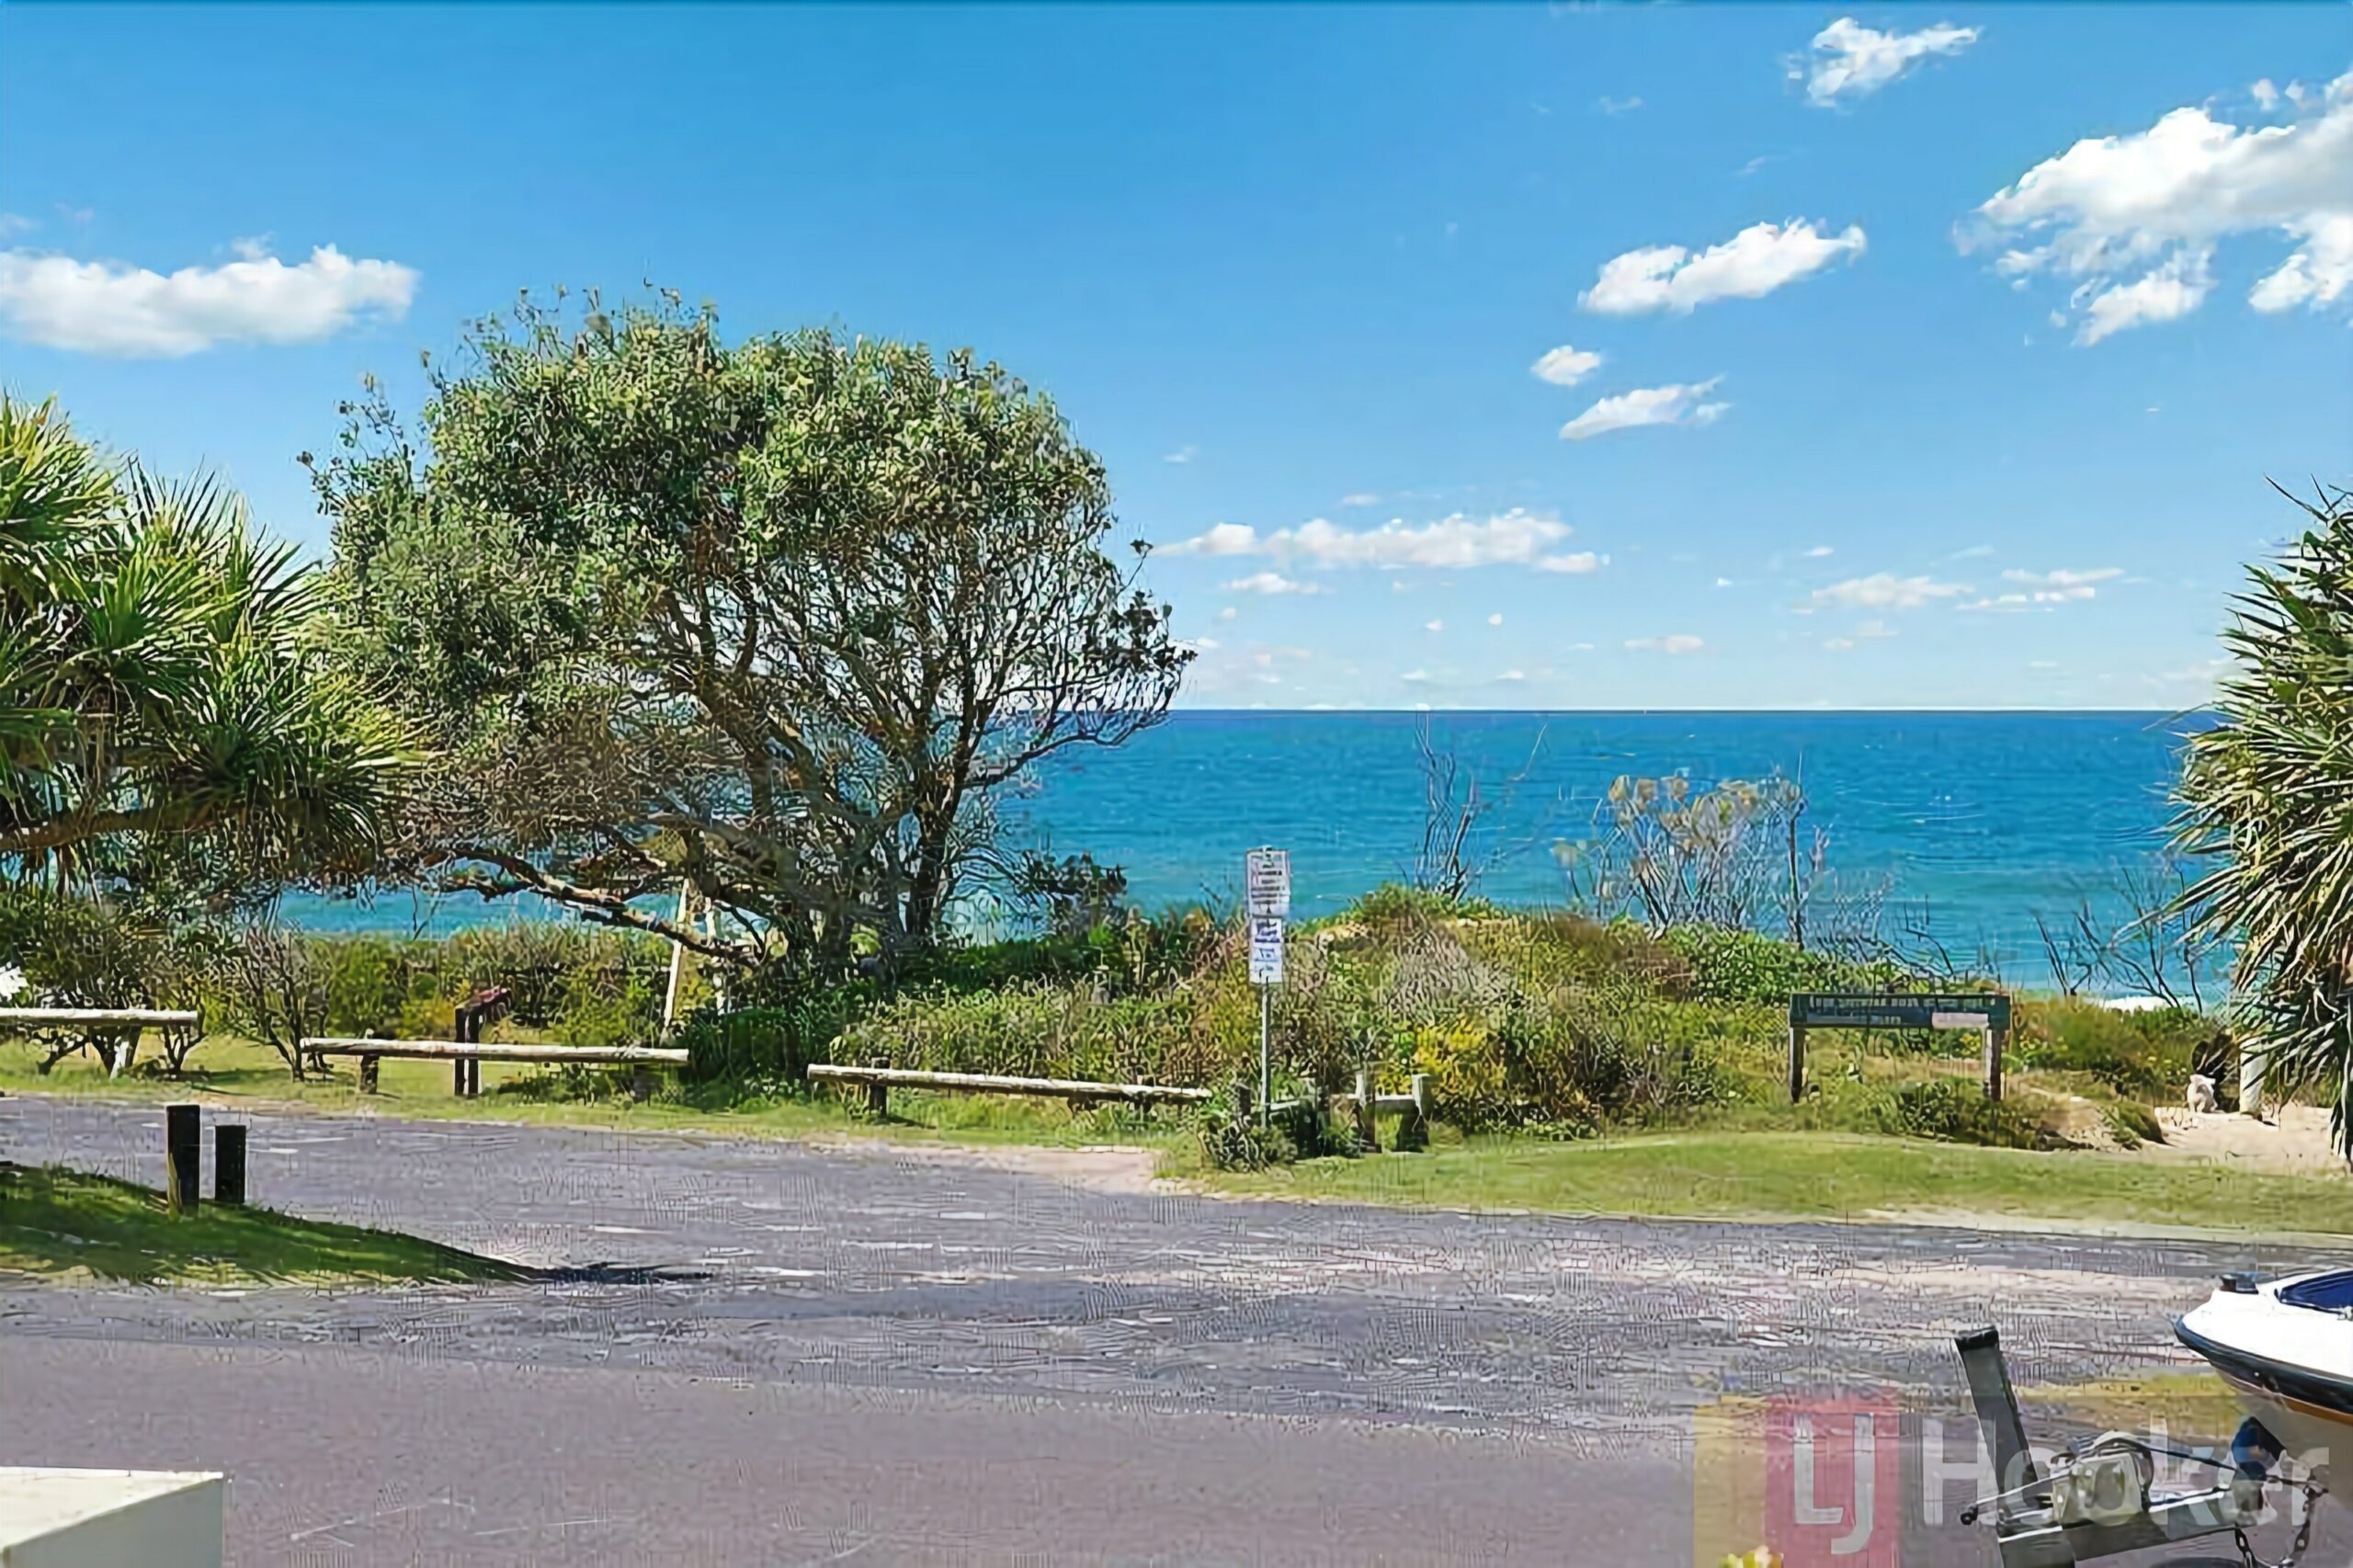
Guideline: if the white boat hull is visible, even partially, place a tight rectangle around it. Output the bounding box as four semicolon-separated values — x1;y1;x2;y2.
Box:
2178;1268;2353;1473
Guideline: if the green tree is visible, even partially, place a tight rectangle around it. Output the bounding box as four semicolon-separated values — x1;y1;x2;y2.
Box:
2176;483;2353;1150
314;290;1188;975
0;396;409;885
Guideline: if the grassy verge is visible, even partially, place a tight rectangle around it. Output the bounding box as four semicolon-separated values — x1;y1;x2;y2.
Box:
0;1034;1183;1151
0;1164;525;1287
1187;1127;2353;1235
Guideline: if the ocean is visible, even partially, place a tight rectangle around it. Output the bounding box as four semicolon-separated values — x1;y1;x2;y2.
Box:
293;710;2213;986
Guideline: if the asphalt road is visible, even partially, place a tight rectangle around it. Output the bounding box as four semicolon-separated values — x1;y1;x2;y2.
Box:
1;1097;2343;1565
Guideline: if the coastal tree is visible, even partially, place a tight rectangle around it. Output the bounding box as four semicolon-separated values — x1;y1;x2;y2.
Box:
0;395;410;887
2175;482;2353;1152
314;290;1188;976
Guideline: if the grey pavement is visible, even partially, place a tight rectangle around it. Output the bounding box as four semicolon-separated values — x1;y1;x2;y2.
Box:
0;1096;2343;1565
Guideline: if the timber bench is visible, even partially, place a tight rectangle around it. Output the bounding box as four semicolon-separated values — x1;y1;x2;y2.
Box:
301;1038;690;1096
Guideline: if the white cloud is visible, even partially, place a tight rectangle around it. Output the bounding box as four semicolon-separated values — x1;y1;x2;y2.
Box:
1714;576;1735;588
1812;573;1970;610
1487;612;1504;626
1173;507;1586;573
1163;444;1199;464
0;213;34;241
1538;550;1605;574
1162;521;1259;556
1583;220;1866;314
1970;68;2353;339
1560;378;1728;440
1800;17;1980;106
2254;79;2282;112
1596;95;1643;115
1339;492;1381;507
1178;636;1220;653
1400;668;1432;684
0;241;418;357
1804;544;1836;558
1217;606;1238;621
2078;248;2214;344
1530;344;1604;385
2249;211;2353;313
1222;571;1323;596
2007;566;2121;590
1824;637;1856;653
1425;619;1445;633
1495;669;1528;682
1626;634;1706;655
1959;565;2124;611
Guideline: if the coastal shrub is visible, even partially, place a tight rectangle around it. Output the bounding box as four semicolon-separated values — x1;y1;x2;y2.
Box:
837;983;1201;1085
1347;882;1506;929
1875;1076;2047;1149
1658;926;1907;1006
2010;997;2205;1098
680;991;868;1085
0;885;222;1074
1195;1098;1297;1170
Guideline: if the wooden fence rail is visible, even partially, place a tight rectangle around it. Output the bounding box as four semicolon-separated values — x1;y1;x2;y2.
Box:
301;1037;689;1096
806;1063;1214;1118
0;1007;199;1029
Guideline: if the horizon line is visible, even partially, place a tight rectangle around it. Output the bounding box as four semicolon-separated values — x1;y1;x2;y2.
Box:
1165;704;2206;717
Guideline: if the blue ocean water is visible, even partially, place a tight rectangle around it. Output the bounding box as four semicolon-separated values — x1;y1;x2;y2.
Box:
296;710;2212;984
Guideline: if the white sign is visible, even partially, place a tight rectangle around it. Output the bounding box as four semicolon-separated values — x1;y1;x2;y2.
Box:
1931;1011;1992;1031
1245;847;1290;919
1247;916;1286;985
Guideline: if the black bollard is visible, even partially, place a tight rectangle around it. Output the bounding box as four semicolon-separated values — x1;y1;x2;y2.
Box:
213;1124;247;1207
165;1103;201;1214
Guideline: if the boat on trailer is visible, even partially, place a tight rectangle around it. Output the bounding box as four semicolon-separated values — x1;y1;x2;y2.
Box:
1957;1310;2330;1567
2177;1267;2353;1472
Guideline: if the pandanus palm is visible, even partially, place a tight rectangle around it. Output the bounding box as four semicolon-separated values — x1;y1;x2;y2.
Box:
2175;483;2353;1153
0;395;410;886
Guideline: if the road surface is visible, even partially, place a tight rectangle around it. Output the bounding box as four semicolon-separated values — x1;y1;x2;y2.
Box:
1;1097;2339;1564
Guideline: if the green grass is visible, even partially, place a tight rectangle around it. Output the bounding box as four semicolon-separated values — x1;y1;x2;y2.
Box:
1188;1127;2353;1235
0;1164;526;1287
0;1033;1183;1151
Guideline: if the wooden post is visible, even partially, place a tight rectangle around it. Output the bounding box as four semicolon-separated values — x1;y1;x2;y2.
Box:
1396;1074;1431;1153
213;1124;246;1207
2242;1038;2266;1119
1787;1022;1808;1103
1353;1069;1378;1152
1984;1025;2006;1103
359;1053;380;1093
165;1103;200;1215
1230;1077;1255;1124
865;1078;888;1118
453;1006;474;1096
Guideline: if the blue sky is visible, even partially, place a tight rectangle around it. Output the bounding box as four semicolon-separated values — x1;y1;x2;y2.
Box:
1;4;2346;710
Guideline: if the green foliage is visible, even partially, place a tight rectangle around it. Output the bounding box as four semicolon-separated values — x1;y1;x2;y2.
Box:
1346;881;1506;927
1875;1076;2050;1150
838;983;1203;1086
2175;483;2353;1149
314;291;1188;975
1659;926;1908;1005
1194;1097;1296;1171
2009;997;2211;1097
0;881;221;1074
679;991;867;1085
0;395;409;887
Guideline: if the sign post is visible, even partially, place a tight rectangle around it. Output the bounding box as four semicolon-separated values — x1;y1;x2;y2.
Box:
1786;992;2014;1102
1245;849;1290;1127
